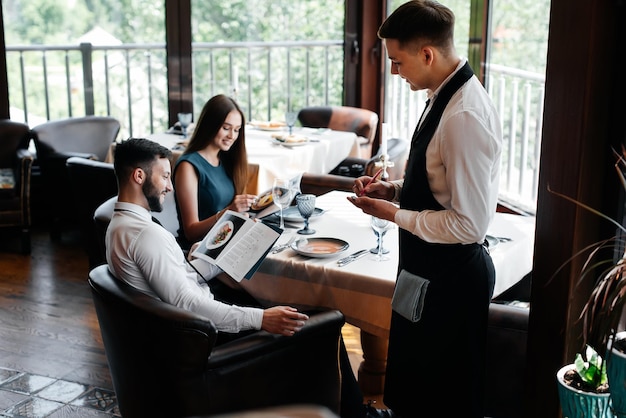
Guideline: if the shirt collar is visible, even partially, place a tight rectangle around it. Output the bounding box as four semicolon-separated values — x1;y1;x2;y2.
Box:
426;58;468;103
113;201;152;221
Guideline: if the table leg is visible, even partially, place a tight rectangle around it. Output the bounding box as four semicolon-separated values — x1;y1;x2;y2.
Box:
357;330;388;395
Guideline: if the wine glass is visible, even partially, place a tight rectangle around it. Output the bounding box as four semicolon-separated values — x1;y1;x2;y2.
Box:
285;111;298;135
272;178;293;229
177;113;192;138
370;216;391;261
370;228;391;255
296;194;316;235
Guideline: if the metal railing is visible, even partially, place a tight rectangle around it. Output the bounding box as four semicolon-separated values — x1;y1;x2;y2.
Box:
6;40;344;139
6;41;543;213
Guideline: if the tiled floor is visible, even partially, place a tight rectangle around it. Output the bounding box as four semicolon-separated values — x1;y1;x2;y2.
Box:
0;368;119;418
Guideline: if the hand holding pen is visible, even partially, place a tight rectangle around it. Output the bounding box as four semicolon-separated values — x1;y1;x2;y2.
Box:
358;167;384;196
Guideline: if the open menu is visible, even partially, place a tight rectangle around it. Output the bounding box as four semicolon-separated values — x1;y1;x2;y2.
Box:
190;210;282;282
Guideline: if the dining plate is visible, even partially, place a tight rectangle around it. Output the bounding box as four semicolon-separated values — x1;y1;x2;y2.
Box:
249;121;286;131
485;234;499;250
291;237;349;258
205;220;234;250
251;190;273;211
270;134;310;147
272;139;309;148
281;206;325;223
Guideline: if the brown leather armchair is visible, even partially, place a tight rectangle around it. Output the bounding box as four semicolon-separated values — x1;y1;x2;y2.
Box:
0;120;33;254
31;116;120;239
89;264;344;418
298;106;379;159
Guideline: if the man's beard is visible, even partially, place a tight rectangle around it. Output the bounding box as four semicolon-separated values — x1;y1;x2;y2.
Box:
143;180;164;212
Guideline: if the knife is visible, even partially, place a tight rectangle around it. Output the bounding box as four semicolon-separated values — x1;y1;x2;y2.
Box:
337;249;369;267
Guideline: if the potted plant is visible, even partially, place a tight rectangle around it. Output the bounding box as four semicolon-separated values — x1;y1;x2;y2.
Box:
551;147;626;417
556;345;612;417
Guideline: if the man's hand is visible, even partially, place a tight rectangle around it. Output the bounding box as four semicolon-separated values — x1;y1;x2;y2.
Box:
347;194;399;222
262;306;309;336
352;175;394;200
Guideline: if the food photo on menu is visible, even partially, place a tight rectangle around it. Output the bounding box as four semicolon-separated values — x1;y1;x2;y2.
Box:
191;211;281;282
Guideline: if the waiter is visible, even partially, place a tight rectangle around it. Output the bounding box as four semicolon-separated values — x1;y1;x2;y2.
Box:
349;1;502;417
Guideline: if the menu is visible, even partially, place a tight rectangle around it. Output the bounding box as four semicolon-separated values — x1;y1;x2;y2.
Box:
190;210;282;282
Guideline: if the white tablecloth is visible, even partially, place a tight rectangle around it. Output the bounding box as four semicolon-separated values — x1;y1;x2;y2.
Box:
143;127;359;194
240;191;536;338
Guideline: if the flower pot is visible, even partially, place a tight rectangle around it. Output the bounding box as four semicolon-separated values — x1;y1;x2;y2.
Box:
557;364;614;418
608;331;626;417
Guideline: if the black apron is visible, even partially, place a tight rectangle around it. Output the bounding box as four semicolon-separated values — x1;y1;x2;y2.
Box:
383;62;496;418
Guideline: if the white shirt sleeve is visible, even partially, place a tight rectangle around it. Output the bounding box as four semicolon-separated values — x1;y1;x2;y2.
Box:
129;223;264;333
394;104;501;244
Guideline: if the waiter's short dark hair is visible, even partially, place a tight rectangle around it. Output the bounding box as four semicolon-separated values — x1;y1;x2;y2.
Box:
378;0;455;51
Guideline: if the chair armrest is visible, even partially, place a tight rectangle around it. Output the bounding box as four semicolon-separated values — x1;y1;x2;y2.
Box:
204;310;345;414
207;310;345;367
16;148;33;161
300;173;355;196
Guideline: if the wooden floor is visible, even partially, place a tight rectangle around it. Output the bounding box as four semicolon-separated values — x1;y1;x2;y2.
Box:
0;223;384;416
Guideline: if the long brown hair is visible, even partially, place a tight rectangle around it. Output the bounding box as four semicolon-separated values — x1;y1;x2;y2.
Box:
183;94;248;194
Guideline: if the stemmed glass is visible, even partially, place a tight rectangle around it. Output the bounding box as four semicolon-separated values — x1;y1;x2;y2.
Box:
370;228;390;254
177;113;192;138
272;178;293;230
296;194;316;235
370;216;391;261
285;111;298;135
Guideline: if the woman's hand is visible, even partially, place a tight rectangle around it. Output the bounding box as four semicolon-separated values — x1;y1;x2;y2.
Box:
229;194;258;212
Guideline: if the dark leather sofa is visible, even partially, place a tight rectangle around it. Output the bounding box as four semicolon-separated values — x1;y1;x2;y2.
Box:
485;276;530;418
89;265;345;418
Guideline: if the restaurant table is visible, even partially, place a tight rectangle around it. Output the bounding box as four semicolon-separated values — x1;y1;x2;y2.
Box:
239;191;536;394
108;126;360;195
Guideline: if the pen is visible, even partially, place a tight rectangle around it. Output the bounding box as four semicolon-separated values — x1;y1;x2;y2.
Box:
359;167;384;196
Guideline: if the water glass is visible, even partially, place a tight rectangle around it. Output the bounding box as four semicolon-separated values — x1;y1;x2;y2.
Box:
177;113;192;138
370;216;391;261
296;194;316;235
271;179;293;229
285;111;298;135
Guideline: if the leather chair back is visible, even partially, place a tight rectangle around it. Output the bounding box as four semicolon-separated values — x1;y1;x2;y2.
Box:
0;120;33;253
32;116;120;162
485;302;529;418
298;106;379;158
31;116;120;239
89;265;344;417
66;157;117;267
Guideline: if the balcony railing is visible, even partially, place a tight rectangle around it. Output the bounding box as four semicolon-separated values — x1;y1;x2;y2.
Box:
6;40;344;138
6;41;544;213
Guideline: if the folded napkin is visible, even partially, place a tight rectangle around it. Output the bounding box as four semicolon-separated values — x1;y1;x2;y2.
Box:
391;269;430;323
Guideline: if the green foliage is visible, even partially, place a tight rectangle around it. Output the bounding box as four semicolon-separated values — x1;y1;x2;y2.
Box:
551;148;626;380
574;345;608;389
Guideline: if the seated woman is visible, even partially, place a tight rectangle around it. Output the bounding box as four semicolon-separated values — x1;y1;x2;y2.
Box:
173;94;257;251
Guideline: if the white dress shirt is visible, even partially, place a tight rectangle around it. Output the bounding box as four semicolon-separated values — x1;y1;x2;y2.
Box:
392;59;503;245
105;201;263;333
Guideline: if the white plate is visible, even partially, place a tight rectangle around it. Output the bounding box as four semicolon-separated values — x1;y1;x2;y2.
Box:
271;138;309;147
291;237;349;258
281;206;325;223
249;121;285;131
205;220;234;249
